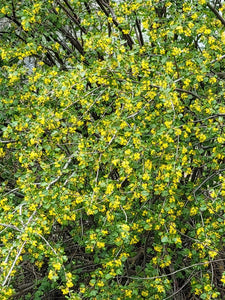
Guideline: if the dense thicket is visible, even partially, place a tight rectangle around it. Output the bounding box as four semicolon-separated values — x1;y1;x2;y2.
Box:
1;0;225;299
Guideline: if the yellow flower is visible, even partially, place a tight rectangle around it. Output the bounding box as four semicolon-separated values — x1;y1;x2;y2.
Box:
66;281;73;288
133;153;140;160
142;173;150;180
208;250;218;259
204;284;211;292
196;75;203;82
172;47;182;56
222;274;225;284
141;291;149;297
61;287;69;295
96;241;105;248
105;183;114;195
154;245;162;252
190;207;198;216
97;281;104;287
53;262;61;271
48;270;54;280
125;290;132;297
156;284;165;293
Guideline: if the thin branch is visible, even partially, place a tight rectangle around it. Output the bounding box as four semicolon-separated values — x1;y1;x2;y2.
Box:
207;3;225;27
3;188;20;196
4;245;14;264
11;0;16;19
56;25;85;55
56;0;87;33
135;17;144;47
63;171;76;186
35;233;58;256
2;241;26;286
105;133;116;148
0;139;17;144
96;0;134;49
46;153;75;190
95;153;102;183
192;114;225;123
193;168;225;196
163;271;196;300
126;258;225;280
63;86;101;111
210;54;225;64
120;205;128;222
175;88;201;99
80;89;107;119
0;223;21;232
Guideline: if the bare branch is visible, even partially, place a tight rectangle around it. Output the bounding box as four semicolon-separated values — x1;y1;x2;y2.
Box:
0;223;21;232
96;0;134;49
46;153;75;190
126;258;225;280
175;88;201;99
207;3;225;26
193;168;225;196
2;241;26;286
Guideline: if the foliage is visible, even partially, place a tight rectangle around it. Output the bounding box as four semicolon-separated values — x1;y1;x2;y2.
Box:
1;0;225;299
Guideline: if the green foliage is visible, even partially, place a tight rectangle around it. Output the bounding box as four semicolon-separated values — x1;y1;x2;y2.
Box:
1;0;225;299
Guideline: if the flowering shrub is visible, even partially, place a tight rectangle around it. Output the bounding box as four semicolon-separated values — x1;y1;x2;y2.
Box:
1;0;225;299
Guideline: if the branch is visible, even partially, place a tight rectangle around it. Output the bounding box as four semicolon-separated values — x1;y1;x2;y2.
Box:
163;271;196;300
207;3;225;26
46;154;75;190
120;205;128;222
210;54;225;64
63;171;76;186
35;233;58;256
126;258;225;280
4;187;24;197
96;0;134;49
192;114;225;123
58;26;85;55
0;223;21;232
0;139;16;144
135;17;144;47
175;88;201;99
56;0;87;33
2;241;26;286
63;86;101;111
193;168;225;196
11;0;16;19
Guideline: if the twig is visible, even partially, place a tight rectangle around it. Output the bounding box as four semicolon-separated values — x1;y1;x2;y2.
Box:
3;188;20;197
35;233;58;255
126;258;225;280
95;153;102;183
163;271;196;300
2;241;26;286
63;171;76;186
207;3;225;27
46;153;75;190
63;86;101;111
120;205;128;223
210;54;225;64
105;133;116;148
0;223;21;232
56;0;86;33
0;140;16;143
192;114;225;123
175;88;201;99
193;168;225;196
